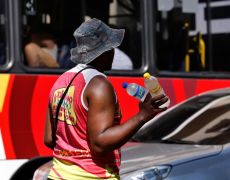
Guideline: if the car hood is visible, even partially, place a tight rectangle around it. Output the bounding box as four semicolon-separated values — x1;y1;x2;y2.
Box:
120;142;222;174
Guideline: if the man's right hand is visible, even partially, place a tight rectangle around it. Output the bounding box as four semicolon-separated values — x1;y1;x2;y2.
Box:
138;93;168;123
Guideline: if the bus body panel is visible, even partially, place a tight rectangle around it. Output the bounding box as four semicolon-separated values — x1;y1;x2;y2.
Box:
1;73;230;160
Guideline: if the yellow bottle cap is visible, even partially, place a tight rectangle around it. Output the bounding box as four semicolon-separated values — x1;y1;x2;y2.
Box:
143;72;151;79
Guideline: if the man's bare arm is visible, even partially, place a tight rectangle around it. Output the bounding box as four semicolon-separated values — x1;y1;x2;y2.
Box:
44;106;55;149
85;76;168;155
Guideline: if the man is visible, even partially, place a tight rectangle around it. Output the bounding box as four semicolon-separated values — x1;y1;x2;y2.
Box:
43;18;168;179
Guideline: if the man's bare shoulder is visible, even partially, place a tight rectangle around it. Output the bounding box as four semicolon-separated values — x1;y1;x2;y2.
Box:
84;76;116;103
82;75;115;109
88;75;113;92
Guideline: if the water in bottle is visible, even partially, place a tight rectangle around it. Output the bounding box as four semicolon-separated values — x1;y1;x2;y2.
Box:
122;82;148;102
143;72;170;107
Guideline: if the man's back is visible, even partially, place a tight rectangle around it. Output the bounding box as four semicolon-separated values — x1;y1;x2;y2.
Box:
48;64;121;179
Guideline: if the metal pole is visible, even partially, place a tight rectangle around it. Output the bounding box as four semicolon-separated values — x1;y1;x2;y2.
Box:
81;0;86;21
142;0;155;74
206;0;213;71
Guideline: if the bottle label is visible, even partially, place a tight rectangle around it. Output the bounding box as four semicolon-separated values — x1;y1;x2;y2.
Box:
134;86;147;100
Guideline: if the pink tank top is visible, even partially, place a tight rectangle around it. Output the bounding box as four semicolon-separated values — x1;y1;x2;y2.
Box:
48;64;122;179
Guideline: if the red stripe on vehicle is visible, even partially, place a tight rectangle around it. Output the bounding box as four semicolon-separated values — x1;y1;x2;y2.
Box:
196;79;230;94
172;79;186;103
183;78;197;98
0;75;16;159
31;75;57;156
9;75;39;158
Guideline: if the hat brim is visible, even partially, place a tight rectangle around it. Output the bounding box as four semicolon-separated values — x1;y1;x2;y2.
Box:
70;28;125;64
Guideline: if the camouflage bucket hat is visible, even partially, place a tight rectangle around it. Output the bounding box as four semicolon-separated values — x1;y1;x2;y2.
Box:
70;18;125;64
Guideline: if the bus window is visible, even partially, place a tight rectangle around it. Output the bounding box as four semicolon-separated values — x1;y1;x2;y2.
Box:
207;0;230;72
21;0;83;69
108;0;142;70
154;0;198;72
21;0;142;71
0;0;6;66
154;0;230;75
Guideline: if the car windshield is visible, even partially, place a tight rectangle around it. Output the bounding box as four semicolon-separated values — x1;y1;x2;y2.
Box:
132;91;230;145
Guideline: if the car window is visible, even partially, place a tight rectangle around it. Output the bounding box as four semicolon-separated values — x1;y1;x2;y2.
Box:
133;93;230;145
171;97;230;145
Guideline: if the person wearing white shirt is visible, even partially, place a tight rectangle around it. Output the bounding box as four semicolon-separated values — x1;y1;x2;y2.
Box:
112;48;133;70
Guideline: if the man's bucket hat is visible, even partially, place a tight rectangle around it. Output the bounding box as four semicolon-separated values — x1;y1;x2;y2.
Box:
70;18;125;64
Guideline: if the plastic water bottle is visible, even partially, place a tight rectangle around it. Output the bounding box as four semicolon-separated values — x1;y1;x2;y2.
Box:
143;72;170;108
122;82;148;102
